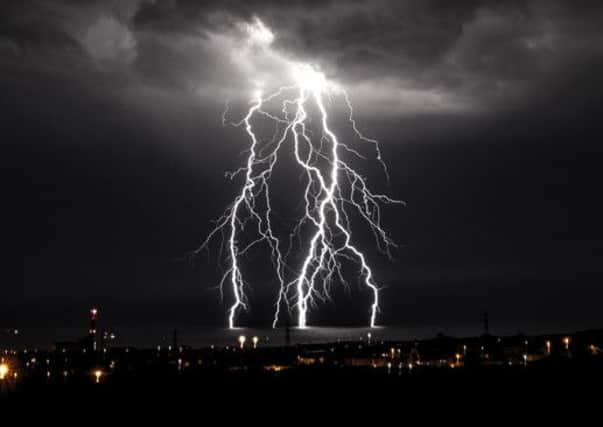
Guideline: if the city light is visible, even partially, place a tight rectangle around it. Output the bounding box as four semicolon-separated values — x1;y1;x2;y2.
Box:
545;340;552;354
93;369;103;384
238;335;247;349
252;336;259;349
0;362;9;380
563;336;571;350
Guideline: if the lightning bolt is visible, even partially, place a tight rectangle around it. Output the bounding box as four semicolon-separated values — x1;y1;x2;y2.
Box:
195;20;403;329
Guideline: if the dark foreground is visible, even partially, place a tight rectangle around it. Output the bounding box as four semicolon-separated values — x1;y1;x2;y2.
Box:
2;328;603;403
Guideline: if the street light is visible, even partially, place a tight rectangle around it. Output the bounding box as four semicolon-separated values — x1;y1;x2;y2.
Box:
238;335;247;349
563;336;571;351
93;369;103;384
252;336;259;349
0;363;9;380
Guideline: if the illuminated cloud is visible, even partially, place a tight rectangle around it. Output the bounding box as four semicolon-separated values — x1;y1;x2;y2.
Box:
81;15;137;64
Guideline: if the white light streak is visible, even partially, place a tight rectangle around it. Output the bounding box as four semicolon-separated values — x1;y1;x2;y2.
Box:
195;18;402;329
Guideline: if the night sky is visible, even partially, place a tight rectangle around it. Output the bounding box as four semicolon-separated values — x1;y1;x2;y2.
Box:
2;0;603;331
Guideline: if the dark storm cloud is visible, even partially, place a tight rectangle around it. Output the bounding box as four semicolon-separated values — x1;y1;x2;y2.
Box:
3;0;603;329
0;0;138;95
3;0;603;115
127;0;603;114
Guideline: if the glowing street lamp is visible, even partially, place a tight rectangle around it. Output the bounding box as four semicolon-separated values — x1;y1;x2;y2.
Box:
0;363;9;380
563;336;571;351
238;335;247;349
252;336;259;349
545;340;552;354
93;369;103;384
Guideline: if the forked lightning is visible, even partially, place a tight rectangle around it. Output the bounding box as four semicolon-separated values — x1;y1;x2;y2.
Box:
195;19;403;329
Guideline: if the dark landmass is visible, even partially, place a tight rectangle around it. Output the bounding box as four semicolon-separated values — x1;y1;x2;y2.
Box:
2;327;602;401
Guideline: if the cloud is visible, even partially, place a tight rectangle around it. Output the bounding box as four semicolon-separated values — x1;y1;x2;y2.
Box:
81;15;137;64
4;1;603;322
127;0;603;116
3;0;603;118
347;79;474;115
0;37;20;56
